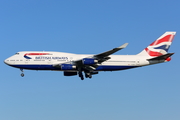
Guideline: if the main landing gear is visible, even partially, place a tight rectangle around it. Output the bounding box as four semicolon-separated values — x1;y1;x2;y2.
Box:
20;69;24;77
78;69;92;80
78;71;84;80
85;72;92;79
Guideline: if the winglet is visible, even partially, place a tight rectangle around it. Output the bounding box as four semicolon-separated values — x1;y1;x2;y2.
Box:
118;43;129;49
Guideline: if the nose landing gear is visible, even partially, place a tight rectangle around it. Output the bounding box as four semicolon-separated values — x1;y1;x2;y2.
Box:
21;73;24;77
20;69;24;77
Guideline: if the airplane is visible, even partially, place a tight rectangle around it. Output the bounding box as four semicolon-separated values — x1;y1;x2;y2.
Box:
4;31;176;80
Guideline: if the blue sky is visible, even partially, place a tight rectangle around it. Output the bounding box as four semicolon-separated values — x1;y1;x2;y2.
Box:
1;0;180;120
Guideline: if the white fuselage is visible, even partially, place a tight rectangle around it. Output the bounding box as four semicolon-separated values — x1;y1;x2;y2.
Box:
4;51;162;72
3;32;175;80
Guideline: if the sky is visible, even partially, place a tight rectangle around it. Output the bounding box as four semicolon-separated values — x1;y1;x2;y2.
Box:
0;0;180;120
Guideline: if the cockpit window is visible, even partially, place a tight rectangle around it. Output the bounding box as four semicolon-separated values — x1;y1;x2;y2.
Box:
15;53;19;55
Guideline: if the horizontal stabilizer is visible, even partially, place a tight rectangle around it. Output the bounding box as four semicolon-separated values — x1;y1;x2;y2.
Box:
147;53;174;61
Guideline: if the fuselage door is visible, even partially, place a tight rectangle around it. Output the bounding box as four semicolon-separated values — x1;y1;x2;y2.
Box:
136;59;140;65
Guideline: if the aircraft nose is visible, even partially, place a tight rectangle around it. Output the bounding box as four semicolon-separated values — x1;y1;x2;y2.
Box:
4;59;9;65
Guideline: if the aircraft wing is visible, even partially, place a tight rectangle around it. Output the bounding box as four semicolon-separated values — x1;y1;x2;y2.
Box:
53;43;128;71
94;43;128;58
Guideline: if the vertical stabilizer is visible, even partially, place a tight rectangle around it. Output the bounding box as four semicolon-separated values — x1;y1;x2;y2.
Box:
138;32;176;57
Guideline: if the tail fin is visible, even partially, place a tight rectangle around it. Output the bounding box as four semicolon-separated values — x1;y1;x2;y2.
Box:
138;31;176;57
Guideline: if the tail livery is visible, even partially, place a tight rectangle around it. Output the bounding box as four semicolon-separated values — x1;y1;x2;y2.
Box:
138;32;176;57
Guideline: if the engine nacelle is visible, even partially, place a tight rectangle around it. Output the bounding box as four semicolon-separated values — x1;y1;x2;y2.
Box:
82;58;98;65
64;72;77;76
61;64;76;70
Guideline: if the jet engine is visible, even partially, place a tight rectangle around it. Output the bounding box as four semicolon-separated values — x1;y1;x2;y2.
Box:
64;72;77;76
91;71;98;75
61;64;76;70
82;58;98;65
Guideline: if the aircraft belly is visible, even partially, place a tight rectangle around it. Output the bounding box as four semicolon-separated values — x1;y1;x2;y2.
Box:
95;65;138;71
10;64;138;71
10;64;61;70
99;60;138;71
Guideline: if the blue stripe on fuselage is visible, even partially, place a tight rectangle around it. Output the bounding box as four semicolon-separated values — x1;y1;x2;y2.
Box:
10;65;138;71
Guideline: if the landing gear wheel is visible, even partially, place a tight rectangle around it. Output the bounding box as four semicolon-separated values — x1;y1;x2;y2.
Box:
85;74;88;78
81;76;84;80
78;72;83;77
21;73;24;77
85;73;92;79
78;70;84;80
